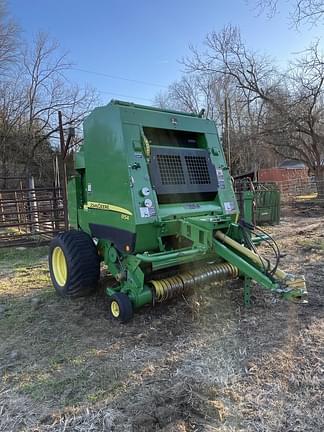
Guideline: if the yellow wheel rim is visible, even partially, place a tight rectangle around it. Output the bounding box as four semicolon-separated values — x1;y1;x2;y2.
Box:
52;246;67;287
111;300;120;318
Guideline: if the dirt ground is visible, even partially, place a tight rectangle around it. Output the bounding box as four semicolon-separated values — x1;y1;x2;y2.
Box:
0;209;323;432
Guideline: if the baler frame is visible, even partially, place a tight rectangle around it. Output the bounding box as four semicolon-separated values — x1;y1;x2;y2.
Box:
102;216;306;315
48;100;306;322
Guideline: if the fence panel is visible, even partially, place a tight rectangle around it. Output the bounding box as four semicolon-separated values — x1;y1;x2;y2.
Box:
0;185;65;248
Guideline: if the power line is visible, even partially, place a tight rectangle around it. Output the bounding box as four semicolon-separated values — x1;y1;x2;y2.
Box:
97;89;154;103
71;67;168;89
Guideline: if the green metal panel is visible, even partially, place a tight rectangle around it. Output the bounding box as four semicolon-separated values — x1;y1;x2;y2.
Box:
235;180;280;225
254;182;281;225
67;176;80;229
83;105;134;225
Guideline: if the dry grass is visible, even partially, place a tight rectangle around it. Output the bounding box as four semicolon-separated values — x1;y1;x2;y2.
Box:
0;213;323;431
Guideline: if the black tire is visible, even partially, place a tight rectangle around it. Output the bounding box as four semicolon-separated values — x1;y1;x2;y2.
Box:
108;292;134;323
49;230;100;297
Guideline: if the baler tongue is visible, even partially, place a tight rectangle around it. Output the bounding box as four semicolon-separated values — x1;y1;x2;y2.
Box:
276;274;308;303
214;231;307;302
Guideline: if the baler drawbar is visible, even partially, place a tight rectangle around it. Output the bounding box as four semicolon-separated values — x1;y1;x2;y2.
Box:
48;100;307;322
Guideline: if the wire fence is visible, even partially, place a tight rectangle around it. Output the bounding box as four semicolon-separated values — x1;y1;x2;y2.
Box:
278;177;324;206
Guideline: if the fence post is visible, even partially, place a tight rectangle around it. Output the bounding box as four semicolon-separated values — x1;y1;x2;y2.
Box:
28;176;39;233
58;111;69;230
52;187;61;232
19;180;27;230
0;192;5;223
14;191;22;233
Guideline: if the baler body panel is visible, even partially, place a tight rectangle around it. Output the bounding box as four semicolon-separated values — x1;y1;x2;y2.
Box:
73;101;239;254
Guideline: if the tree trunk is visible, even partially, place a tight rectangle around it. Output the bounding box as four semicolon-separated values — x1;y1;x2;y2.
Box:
314;166;324;202
1;158;8;189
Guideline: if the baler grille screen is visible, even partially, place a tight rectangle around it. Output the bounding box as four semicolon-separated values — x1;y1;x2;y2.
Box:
157;154;186;185
185;155;211;184
149;146;218;196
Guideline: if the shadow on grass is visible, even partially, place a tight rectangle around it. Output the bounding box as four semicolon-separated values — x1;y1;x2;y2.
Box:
0;237;323;431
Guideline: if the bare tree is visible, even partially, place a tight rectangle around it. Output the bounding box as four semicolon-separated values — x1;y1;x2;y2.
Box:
251;0;324;26
184;25;324;197
18;33;99;174
154;65;276;174
155;73;220;119
0;77;26;185
0;32;99;186
0;0;18;75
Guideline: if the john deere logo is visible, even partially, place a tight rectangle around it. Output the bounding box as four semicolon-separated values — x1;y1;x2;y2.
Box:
170;117;177;125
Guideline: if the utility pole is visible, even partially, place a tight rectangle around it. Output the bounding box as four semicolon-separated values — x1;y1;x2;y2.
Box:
224;96;231;172
58;111;69;230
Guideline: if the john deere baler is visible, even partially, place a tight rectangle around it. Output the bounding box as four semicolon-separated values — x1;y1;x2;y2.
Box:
49;100;306;322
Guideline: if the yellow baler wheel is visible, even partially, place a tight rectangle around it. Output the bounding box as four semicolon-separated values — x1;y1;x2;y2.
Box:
110;300;120;318
49;230;100;297
52;246;67;287
108;292;133;322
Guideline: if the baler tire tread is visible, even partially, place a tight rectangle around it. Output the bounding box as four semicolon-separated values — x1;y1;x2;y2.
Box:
108;292;133;323
49;230;100;297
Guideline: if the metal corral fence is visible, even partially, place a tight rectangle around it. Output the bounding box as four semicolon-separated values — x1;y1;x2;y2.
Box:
0;178;65;248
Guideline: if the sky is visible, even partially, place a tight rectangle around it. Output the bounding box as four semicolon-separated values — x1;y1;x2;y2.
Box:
8;0;324;105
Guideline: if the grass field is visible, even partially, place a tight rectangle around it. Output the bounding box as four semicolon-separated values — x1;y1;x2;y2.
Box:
0;213;323;431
